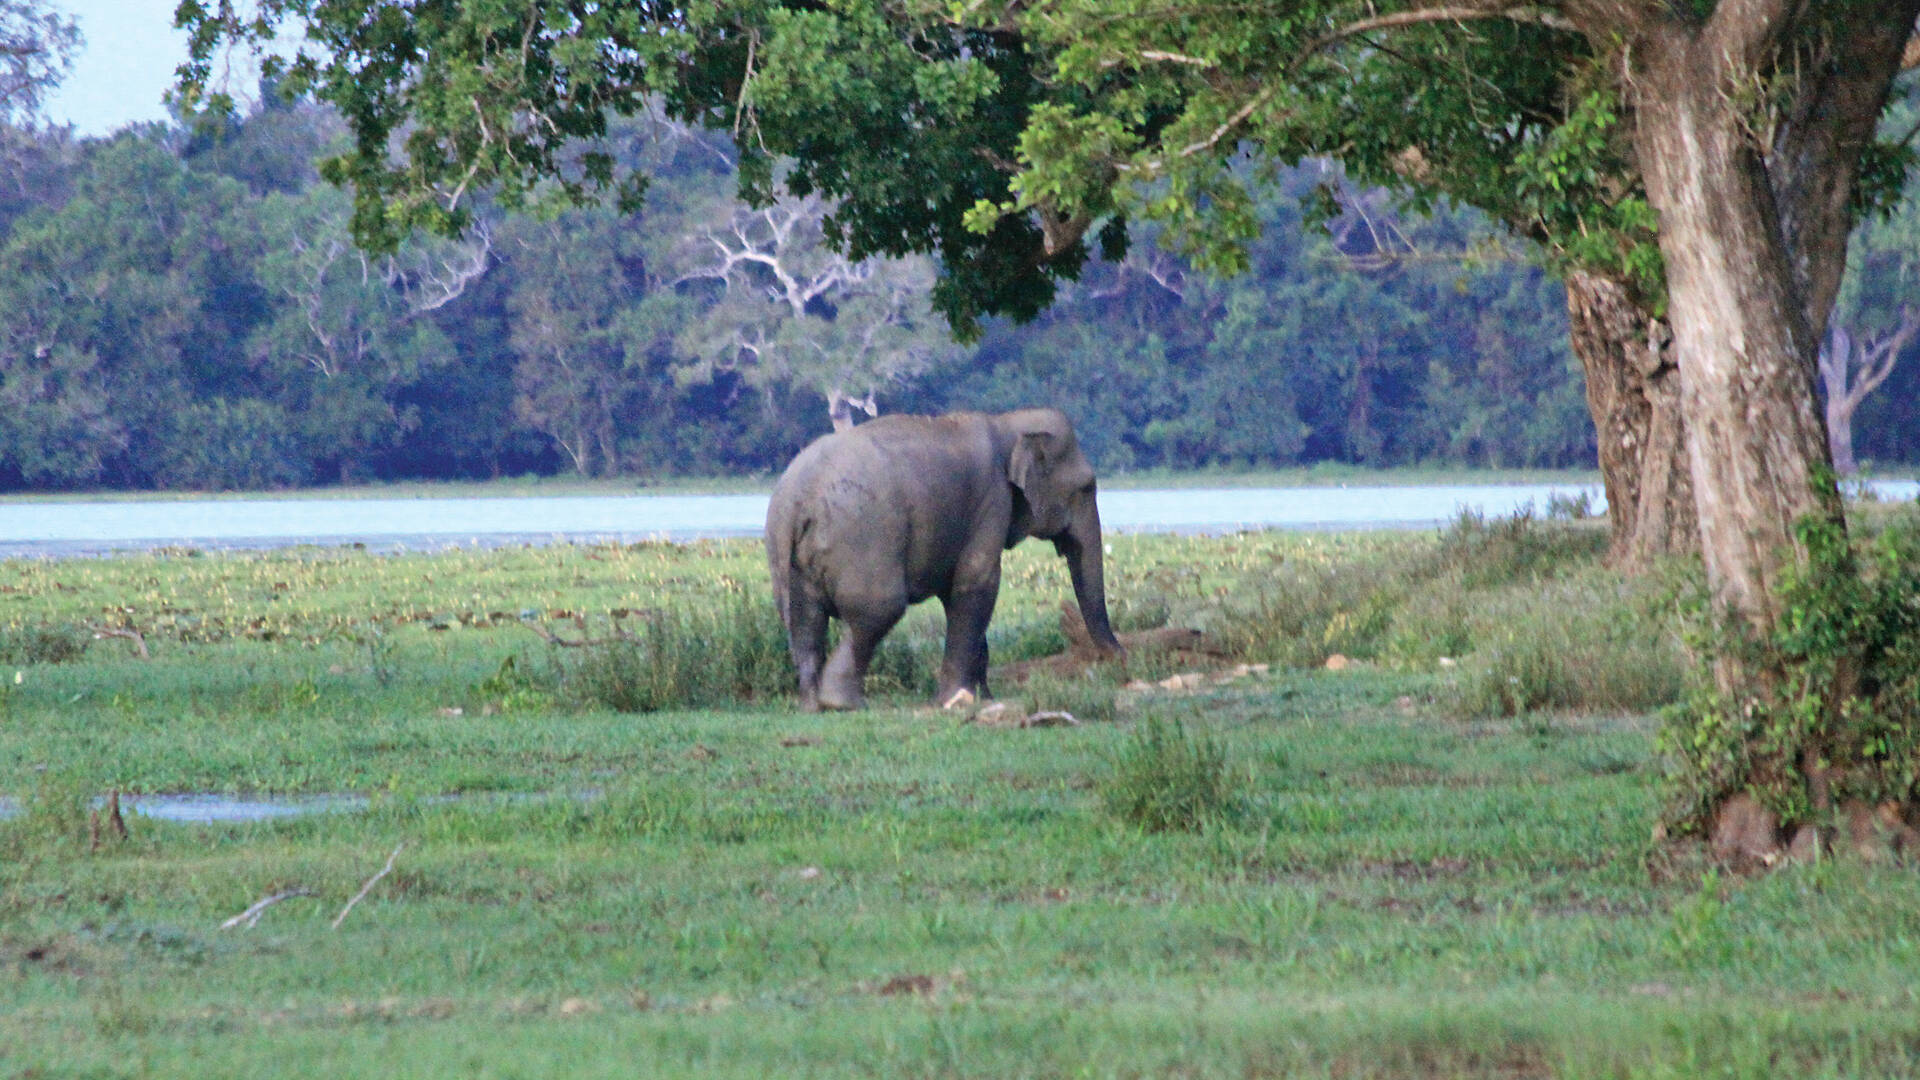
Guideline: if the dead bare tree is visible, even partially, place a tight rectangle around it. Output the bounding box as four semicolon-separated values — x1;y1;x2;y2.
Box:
668;190;958;427
1820;306;1920;475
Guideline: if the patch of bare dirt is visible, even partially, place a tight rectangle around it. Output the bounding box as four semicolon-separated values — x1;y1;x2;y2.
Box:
877;974;935;997
871;970;968;1000
1;936;90;977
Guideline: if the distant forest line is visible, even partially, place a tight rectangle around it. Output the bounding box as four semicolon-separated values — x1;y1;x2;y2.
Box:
0;96;1914;492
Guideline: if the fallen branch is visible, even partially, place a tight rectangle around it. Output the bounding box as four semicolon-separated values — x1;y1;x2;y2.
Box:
86;624;149;659
220;888;317;930
331;843;405;930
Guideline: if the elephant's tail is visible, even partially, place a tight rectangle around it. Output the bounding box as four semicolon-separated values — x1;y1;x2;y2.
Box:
765;507;801;632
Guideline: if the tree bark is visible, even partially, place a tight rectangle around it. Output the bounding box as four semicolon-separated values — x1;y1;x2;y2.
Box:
1630;29;1843;637
1766;9;1920;344
1563;269;1695;568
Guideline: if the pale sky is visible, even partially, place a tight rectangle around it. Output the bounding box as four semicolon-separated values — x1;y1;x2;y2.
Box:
42;1;193;135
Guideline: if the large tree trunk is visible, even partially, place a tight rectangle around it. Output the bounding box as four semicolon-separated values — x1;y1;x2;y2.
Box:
1563;270;1695;568
1631;23;1853;623
1628;22;1853;857
1560;3;1915;577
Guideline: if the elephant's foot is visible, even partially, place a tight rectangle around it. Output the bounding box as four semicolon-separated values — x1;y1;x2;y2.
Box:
819;637;865;708
934;680;988;710
817;684;866;711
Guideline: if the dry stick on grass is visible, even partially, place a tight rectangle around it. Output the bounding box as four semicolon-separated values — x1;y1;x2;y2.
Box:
331;843;406;930
85;624;149;659
219;889;317;930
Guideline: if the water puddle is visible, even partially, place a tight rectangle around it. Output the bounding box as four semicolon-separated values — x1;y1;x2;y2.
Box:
0;787;603;824
122;793;372;823
0;792;370;823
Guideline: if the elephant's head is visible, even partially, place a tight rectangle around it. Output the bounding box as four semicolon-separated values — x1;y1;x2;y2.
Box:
1004;410;1125;658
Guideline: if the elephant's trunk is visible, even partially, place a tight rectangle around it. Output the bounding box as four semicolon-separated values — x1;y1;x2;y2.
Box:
1061;499;1124;657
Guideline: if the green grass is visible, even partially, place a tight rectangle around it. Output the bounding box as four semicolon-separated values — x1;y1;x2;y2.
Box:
6;525;1920;1077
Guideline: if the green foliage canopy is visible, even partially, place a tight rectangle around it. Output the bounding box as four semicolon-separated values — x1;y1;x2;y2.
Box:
171;0;1689;325
176;0;1093;335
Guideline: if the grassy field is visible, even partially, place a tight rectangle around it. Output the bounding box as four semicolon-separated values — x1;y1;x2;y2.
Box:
6;519;1920;1078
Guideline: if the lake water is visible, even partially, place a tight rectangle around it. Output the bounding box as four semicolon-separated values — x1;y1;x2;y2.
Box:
1;480;1912;559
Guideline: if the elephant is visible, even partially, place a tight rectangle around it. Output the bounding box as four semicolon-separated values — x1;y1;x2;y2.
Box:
766;407;1124;711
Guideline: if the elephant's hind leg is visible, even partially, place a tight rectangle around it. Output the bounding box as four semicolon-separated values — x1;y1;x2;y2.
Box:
819;593;906;711
785;582;832;713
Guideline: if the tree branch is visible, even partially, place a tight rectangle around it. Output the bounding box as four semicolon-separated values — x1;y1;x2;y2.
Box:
331;844;405;930
220;889;317;930
1298;5;1577;63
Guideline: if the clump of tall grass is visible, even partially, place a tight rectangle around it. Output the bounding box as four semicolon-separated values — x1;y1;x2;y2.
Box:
1419;505;1608;590
555;592;791;712
1216;562;1400;667
0;623;90;665
1219;509;1613;670
1098;717;1240;831
1447;569;1688;718
1110;593;1172;634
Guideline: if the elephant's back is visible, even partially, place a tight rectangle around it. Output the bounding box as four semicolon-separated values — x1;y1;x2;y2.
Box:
770;415;1000;592
777;414;993;494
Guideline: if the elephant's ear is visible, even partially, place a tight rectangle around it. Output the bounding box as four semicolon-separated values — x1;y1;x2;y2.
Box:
1008;431;1057;491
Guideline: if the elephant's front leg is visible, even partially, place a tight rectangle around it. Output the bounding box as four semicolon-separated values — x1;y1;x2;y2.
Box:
937;572;1000;706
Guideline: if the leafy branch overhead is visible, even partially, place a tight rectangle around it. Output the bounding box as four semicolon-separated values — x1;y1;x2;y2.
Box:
170;0;1675;328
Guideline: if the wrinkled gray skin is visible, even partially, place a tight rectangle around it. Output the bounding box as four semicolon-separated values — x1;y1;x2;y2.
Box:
766;408;1124;711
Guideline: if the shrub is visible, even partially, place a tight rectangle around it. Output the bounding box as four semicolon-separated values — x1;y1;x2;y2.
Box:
1218;562;1401;668
1110;593;1172;634
1099;717;1240;832
3;771;99;850
865;615;942;698
1545;490;1596;521
1659;509;1920;831
1381;589;1473;665
0;624;90;665
987;616;1070;664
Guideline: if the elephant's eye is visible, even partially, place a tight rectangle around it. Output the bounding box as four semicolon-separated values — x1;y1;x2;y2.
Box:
1079;481;1096;495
